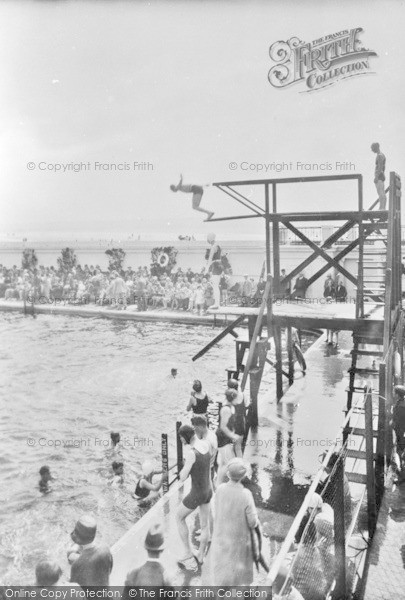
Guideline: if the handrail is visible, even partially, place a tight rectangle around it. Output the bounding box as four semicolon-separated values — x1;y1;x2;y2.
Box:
266;397;363;585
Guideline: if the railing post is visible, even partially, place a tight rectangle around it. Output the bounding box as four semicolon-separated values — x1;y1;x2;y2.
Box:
332;454;347;600
161;433;169;494
365;388;377;538
286;326;294;385
376;369;386;511
176;421;183;479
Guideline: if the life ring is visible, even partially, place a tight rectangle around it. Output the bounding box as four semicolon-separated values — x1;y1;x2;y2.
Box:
157;252;169;268
293;342;307;372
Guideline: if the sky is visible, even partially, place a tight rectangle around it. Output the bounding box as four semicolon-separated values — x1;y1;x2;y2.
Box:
0;0;404;241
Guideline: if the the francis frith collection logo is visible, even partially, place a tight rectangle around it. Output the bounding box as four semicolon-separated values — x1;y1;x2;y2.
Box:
268;28;377;92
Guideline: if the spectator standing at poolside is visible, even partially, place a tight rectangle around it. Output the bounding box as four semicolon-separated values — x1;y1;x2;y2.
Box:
219;273;229;306
324;275;337;344
69;515;113;587
203;458;259;586
323;274;335;300
254;275;266;302
111;271;127;310
195;283;205;315
293;272;308;300
124;524;173;587
205;233;222;309
335;279;347;303
371;142;387;210
135;274;147;311
241;274;253;302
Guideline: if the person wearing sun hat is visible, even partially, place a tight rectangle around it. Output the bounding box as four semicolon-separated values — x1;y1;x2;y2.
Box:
69;515;113;587
202;458;258;585
124;523;173;586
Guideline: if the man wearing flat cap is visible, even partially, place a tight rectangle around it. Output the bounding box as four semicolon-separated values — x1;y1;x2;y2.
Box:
69;515;113;587
124;523;173;587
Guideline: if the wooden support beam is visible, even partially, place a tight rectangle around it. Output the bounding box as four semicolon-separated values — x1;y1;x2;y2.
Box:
213;173;362;186
265;357;290;379
192;315;245;361
283;221;358;286
286;327;294;384
274;325;283;400
272;183;281;294
241;279;271;391
273;314;384;336
365;388;377;538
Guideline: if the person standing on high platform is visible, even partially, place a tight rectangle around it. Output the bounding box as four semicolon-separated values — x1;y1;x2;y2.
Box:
371;143;387;210
205;233;222;309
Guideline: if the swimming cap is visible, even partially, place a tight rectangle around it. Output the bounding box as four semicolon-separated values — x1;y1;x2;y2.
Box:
142;460;156;477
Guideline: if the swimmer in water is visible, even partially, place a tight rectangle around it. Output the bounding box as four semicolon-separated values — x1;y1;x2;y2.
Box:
170;174;214;220
39;465;54;494
111;461;124;485
110;432;121;447
171;368;178;378
132;460;163;503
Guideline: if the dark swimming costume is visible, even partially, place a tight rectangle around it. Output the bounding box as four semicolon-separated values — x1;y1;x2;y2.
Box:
134;479;150;499
216;406;236;448
376;154;386;181
193;393;209;415
191;185;203;195
182;447;212;510
233;400;246;436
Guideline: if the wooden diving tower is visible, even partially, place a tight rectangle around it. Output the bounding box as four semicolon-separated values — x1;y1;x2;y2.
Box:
193;173;403;442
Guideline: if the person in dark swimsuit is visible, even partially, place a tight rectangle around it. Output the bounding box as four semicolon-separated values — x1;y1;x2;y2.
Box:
187;380;212;422
176;424;212;570
227;379;250;457
170;174;214;220
216;389;241;485
133;460;162;503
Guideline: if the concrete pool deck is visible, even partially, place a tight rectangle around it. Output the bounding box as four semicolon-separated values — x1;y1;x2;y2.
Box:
108;330;362;586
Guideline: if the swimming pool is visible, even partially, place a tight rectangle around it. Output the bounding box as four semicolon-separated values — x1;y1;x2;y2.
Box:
0;312;319;584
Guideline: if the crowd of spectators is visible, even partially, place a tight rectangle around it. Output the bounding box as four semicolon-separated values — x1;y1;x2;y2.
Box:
0;263;262;313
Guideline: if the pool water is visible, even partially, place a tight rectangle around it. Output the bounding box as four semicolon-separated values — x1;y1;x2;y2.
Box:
0;312;317;584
